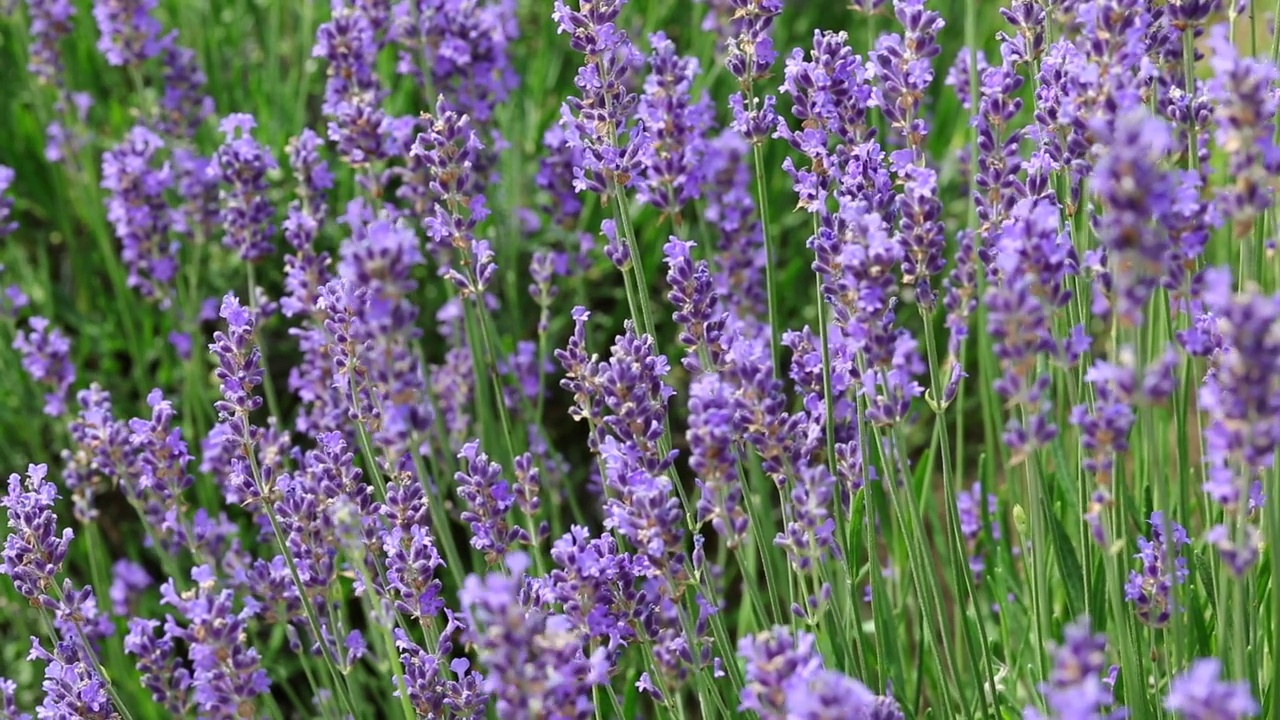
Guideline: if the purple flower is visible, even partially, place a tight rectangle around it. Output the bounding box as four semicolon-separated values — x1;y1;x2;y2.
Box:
393;0;519;125
0;166;16;238
209;113;277;262
126;389;196;551
1196;267;1280;573
1070;356;1137;476
108;559;151;615
897;164;945;304
739;627;822;719
124;618;193;716
460;555;610;720
1205;24;1280;223
739;627;895;719
155;42;215;139
393;624;488;719
381;523;447;621
1090;110;1177;326
28;638;116;719
664;237;728;373
101;125;180;306
0;676;31;720
724;0;781;85
413;100;497;297
688;375;748;546
14;316;75;417
870;0;945;152
456;440;529;563
92;0;164;66
1026;619;1122;720
553;0;648;195
1125;512;1190;627
208;293;264;438
1165;658;1258;719
1;464;73;604
61;384;137;524
956;482;998;582
26;0;76;86
636;32;713;216
160;567;271;716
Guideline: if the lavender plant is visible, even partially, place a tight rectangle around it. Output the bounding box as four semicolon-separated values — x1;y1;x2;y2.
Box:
2;1;1280;718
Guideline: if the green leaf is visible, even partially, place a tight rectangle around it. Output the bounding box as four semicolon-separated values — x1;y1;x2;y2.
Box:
1046;497;1085;619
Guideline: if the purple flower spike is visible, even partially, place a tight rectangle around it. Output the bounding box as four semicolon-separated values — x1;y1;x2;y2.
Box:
1124;512;1190;627
208;293;265;438
1026;619;1123;720
460;557;610;719
125;617;193;716
456;440;529;563
636;33;713;216
1165;658;1259;719
0;676;30;720
1;464;73;604
160;567;271;716
0;166;16;238
209;113;277;262
92;0;164;66
26;0;76;86
101;125;180;306
553;0;648;195
739;627;894;720
14;317;75;417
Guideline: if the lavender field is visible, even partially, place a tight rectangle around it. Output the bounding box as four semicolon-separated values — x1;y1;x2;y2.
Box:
0;0;1275;717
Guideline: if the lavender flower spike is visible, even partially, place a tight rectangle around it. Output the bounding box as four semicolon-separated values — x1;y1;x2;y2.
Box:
1165;658;1259;719
92;0;164;66
1;464;74;604
209;113;277;262
14;316;76;417
0;165;16;238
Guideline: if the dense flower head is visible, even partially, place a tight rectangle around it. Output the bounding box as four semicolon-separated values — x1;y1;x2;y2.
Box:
160;567;271;716
395;0;519;124
460;554;609;720
209;113;277;262
26;0;77;85
92;0;165;66
1204;24;1280;222
1028;619;1121;719
688;374;747;545
1090;110;1177;325
739;627;895;719
101;125;180;306
1;464;73;603
0;166;16;238
1165;658;1259;719
554;0;648;194
724;0;781;84
870;0;945;150
14;316;76;417
1125;511;1190;627
156;41;215;139
28;638;117;719
124;617;193;716
635;32;713;216
209;293;265;438
126;388;197;551
455;440;529;562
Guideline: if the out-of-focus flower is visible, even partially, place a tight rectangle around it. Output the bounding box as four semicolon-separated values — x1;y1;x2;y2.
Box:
14;317;75;417
1164;658;1258;719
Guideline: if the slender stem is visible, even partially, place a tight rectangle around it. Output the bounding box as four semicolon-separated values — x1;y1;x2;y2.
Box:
245;264;284;422
751;142;784;377
244;447;360;719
